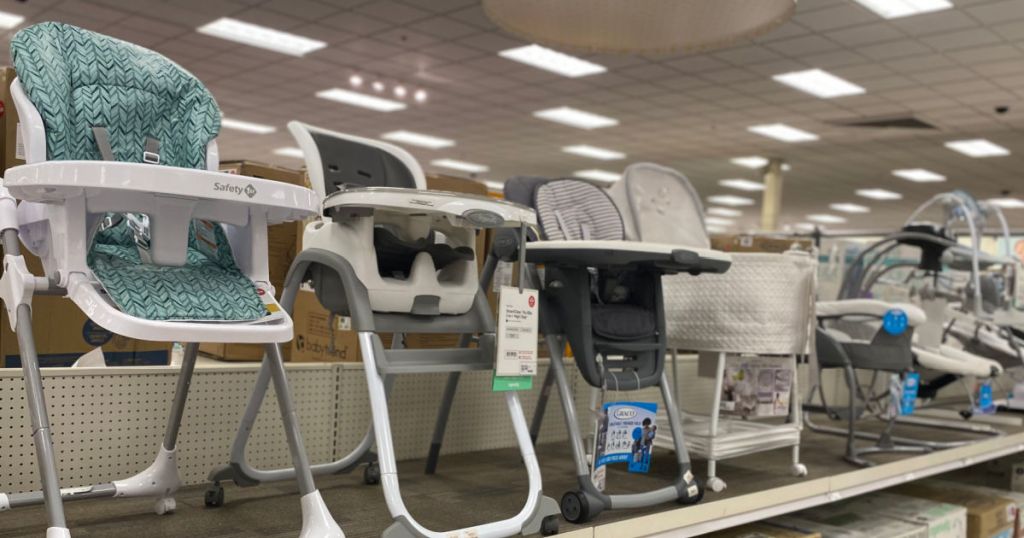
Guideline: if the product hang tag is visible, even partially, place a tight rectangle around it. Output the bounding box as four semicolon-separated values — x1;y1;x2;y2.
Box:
591;401;658;479
494;285;539;377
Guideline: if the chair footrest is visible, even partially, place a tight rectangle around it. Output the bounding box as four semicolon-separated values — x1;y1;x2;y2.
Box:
377;348;493;375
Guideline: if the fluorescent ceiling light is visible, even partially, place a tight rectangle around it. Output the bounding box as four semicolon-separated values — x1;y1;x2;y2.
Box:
480;179;505;192
273;147;304;159
431;158;489;174
0;10;25;29
807;213;847;224
945;139;1010;158
381;130;454;149
719;178;764;192
533;107;618;130
562;144;625;160
856;188;903;201
574;169;622;182
707;195;755;207
706;225;729;234
705;217;734;226
892;168;946;182
792;222;817;231
987;198;1024;209
852;0;952;19
220;118;276;134
829;203;870;214
773;69;865;99
731;156;769;169
707;207;742;218
197;17;326;56
748;123;819;143
316;88;406;112
498;44;606;78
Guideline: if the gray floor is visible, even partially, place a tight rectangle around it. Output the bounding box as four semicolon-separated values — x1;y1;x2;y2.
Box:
0;415;1018;537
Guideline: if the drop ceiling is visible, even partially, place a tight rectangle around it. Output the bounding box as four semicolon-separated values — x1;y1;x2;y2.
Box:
2;0;1023;232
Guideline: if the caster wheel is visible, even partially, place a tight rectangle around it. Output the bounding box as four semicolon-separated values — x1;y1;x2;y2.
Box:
541;514;559;536
678;480;704;505
792;463;808;477
960;410;973;420
707;477;727;493
154;497;176;515
363;462;381;485
560;491;592;524
204;485;225;508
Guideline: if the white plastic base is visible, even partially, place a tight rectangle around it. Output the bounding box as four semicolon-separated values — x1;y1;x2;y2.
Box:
299;490;344;538
111;446;181;515
0;492;8;511
46;528;71;538
707;476;727;493
792;463;808;477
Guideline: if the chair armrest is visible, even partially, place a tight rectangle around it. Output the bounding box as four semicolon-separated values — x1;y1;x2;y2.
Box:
524;240;731;274
323;186;536;229
3;161;318;283
816;299;926;326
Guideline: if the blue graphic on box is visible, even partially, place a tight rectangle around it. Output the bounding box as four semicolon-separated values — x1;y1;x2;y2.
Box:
976;380;995;415
593;402;658;474
899;372;920;416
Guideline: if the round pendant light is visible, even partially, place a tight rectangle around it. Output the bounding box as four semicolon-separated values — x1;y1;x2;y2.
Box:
483;0;797;54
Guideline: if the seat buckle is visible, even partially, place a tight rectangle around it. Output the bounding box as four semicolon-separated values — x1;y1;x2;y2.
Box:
143;151;160;164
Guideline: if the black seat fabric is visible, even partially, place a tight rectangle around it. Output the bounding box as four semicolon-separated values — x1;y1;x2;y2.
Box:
373;227;474;278
591;304;656;340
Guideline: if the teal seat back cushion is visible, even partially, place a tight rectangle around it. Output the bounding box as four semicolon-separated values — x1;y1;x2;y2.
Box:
10;22;266;321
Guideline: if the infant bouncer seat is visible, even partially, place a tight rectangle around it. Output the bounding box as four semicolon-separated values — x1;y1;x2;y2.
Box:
213;121;561;538
0;23;339;537
426;176;731;523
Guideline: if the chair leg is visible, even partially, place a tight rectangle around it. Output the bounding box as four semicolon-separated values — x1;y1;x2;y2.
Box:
111;342;199;515
15;303;70;537
425;371;460;475
529;367;556;444
264;343;343;538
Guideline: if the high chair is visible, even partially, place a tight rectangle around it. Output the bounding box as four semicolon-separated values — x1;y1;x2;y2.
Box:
0;22;340;537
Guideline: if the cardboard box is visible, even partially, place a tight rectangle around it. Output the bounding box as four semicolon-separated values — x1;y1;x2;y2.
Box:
199;161;306;361
0;66;24;172
1;247;171;368
770;513;927;538
289;288;363;362
711;234;813;254
836;492;967;538
895;483;1016;538
926;480;1023;538
707;522;820;538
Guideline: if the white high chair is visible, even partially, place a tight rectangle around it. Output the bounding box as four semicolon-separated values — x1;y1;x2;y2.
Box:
209;122;561;538
0;22;340;537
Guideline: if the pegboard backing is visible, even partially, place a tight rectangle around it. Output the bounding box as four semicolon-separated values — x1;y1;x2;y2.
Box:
0;364;336;493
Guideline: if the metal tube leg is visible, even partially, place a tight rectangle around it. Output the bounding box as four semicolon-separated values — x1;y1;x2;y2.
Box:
15;303;69;534
264;344;317;497
425;371;461;475
163;343;199;450
529;367;556;444
705;352;727;493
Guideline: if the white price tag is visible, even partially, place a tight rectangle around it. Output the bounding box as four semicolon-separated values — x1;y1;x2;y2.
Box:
495;286;539;377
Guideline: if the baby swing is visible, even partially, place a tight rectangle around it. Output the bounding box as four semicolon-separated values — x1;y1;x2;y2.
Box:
0;23;339;537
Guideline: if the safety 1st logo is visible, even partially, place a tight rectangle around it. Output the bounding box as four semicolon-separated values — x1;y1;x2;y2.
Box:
214;182;258;198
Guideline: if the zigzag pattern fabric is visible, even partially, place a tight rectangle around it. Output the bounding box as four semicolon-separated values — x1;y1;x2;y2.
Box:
10;22;266;321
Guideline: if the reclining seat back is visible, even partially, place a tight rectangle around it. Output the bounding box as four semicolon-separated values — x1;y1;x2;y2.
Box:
609;162;709;247
10;22;265;321
508;176;666;390
290;123;478;317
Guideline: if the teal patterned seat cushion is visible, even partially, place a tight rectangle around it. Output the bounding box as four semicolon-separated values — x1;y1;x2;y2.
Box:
10;22;266;321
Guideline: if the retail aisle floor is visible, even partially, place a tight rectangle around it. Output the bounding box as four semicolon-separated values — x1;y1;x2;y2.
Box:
0;414;1018;537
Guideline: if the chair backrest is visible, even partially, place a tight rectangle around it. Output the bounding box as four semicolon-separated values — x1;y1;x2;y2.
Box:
288;121;424;201
527;178;625;241
10;22;219;168
608;162;709;248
